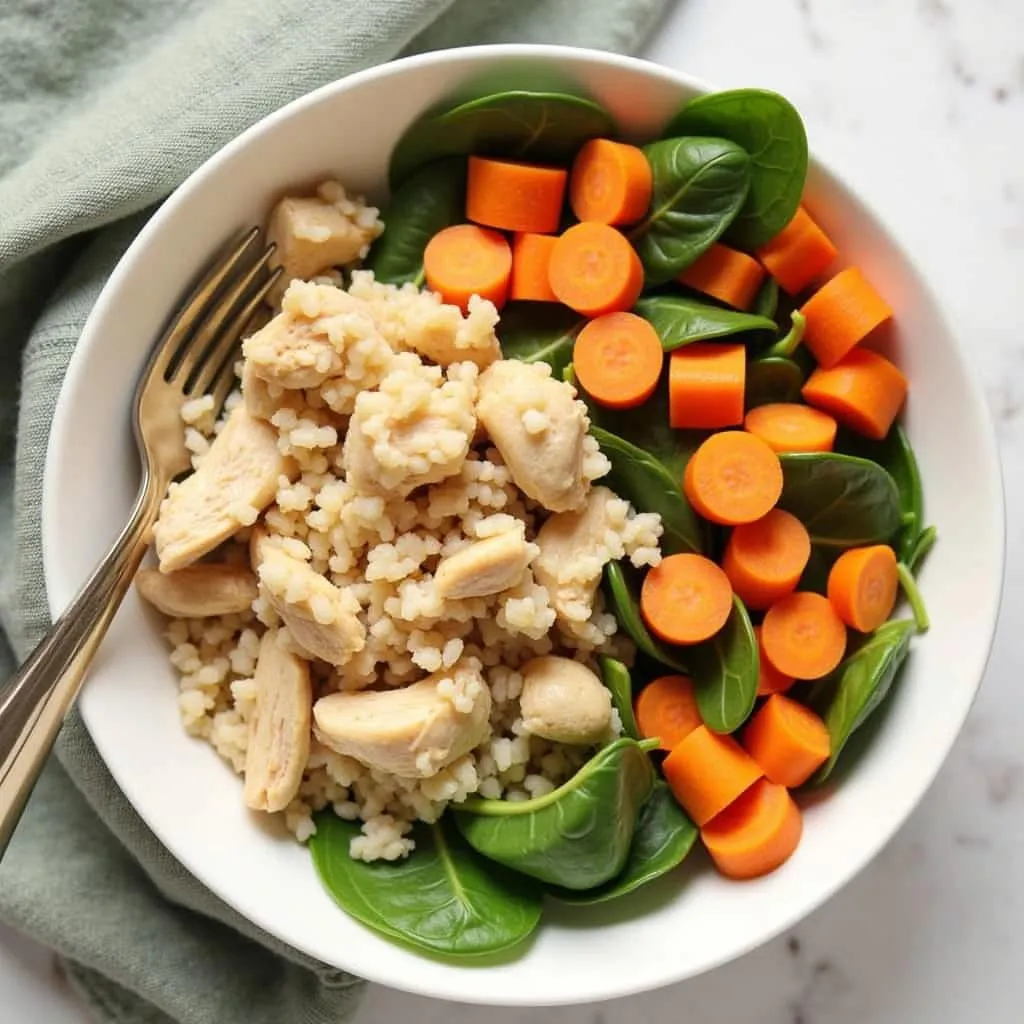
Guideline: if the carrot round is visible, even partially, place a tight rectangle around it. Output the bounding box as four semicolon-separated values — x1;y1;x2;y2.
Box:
573;312;664;409
668;343;745;429
663;725;763;827
755;206;838;296
548;222;644;317
742;694;831;787
723;508;811;611
634;675;703;751
827;544;899;633
677;243;766;311
466;156;567;234
753;625;794;696
701;778;803;880
509;233;559;303
640;553;733;647
569;138;653;226
799;267;893;368
423;224;512;311
744;402;837;454
683;430;783;526
801;348;908;441
761;591;847;680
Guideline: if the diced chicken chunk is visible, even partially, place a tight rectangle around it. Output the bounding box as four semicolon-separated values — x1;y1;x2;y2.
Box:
520;656;612;746
153;406;298;572
434;527;532;599
404;294;501;370
313;661;492;778
244;631;312;813
240;358;304;422
476;359;589;512
136;564;257;618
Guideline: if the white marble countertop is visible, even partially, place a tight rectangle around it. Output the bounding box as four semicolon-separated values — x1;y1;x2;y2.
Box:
5;0;1023;1020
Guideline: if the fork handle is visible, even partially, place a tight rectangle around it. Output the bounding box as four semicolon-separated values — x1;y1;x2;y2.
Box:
0;476;161;856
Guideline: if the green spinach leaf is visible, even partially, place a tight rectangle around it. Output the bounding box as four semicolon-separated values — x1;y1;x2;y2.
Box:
634;294;777;351
666;89;808;249
630;137;751;286
689;595;758;733
603;561;688;674
497;302;583;378
745;356;805;409
752;276;780;320
600;656;639;740
310;813;542;958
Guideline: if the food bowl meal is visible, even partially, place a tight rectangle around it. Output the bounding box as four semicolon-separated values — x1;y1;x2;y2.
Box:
42;45;1004;1006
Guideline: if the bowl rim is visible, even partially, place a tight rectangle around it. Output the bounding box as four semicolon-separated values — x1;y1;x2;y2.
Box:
41;42;1007;1004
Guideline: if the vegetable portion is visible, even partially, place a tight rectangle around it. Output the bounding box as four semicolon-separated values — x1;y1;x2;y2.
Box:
570;138;653;226
669;344;747;429
761;591;847;680
755;206;837;295
723;508;811;610
423;223;511;310
573;312;664;409
635;674;703;750
467;156;567;233
677;242;766;311
641;553;733;646
800;267;893;368
742;694;831;787
684;431;783;526
549;222;644;316
509;233;559;302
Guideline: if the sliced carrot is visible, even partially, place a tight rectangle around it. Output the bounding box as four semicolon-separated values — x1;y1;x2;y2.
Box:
668;343;745;429
755;206;838;296
569;138;653;226
723;508;811;611
802;348;908;441
754;625;794;696
683;431;783;526
640;553;733;646
548;222;644;317
663;725;763;827
744;402;837;454
573;312;664;410
423;224;512;311
799;267;893;368
677;243;766;311
466;156;566;234
827;544;899;632
509;233;559;302
761;591;847;680
634;675;703;751
701;778;803;879
742;694;831;787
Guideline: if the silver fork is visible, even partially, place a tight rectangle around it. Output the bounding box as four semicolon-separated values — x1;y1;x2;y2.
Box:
0;227;278;856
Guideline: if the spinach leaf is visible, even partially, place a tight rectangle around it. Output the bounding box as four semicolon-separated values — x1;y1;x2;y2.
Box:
689;595;758;733
603;561;688;673
454;738;656;890
551;782;697;905
666;89;808;249
310;812;542;958
390;90;614;187
752;276;780;320
777;453;902;548
745;356;805;409
591;425;702;556
630;137;751;286
634;294;777;351
798;545;840;595
600;656;639;740
497;302;583;378
364;158;467;286
807;619;915;783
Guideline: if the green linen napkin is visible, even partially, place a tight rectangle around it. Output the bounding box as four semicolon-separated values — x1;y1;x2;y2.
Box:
0;1;673;1021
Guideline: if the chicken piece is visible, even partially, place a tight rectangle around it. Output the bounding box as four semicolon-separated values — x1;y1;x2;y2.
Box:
519;656;612;746
313;662;492;778
240;358;305;422
404;294;501;370
153;406;297;572
476;359;588;512
434;527;532;599
258;546;365;667
244;631;312;813
135;564;257;618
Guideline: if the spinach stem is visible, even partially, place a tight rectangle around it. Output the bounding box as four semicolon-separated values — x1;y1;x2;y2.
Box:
763;310;806;359
907;525;938;575
897;561;930;633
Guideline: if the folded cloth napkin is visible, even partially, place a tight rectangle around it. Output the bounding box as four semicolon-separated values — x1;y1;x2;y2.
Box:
0;1;674;1021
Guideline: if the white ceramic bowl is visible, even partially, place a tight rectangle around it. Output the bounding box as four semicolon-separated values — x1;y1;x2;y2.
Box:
43;44;1004;1006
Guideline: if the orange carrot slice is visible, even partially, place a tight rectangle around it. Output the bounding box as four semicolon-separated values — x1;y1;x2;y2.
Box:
510;233;559;302
802;348;908;441
573;312;664;409
683;431;783;526
827;544;899;632
466;156;567;234
701;778;803;879
744;402;838;453
799;267;893;368
742;694;831;787
668;343;746;429
755;206;838;295
548;222;644;316
634;675;703;751
754;625;795;696
677;243;766;311
640;553;733;646
761;591;847;680
423;224;512;311
569;138;653;226
723;508;811;611
663;725;763;827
